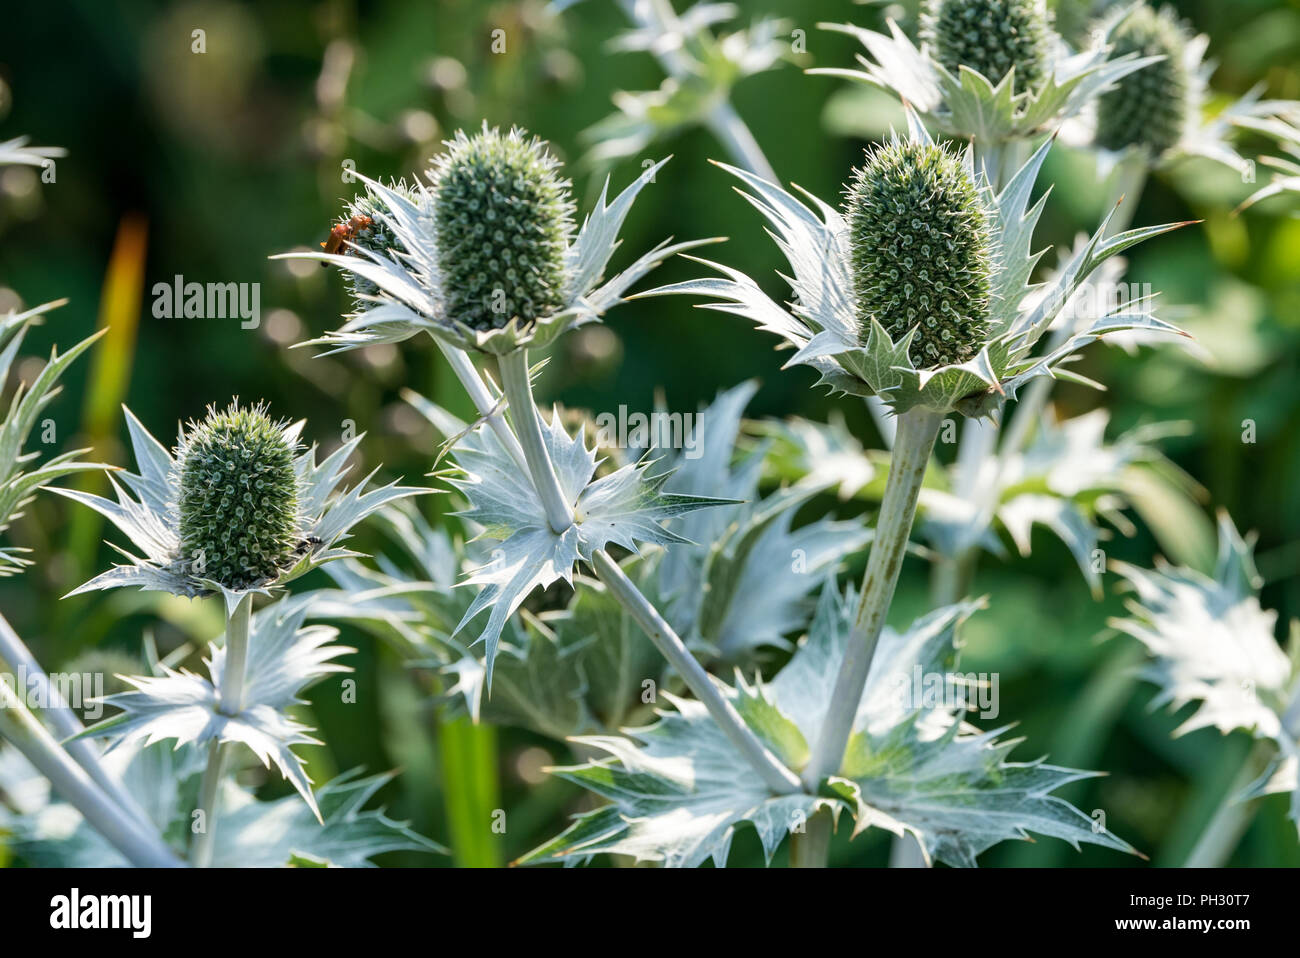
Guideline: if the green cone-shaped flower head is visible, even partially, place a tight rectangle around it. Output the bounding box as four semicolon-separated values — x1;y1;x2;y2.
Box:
430;125;575;333
1094;4;1189;156
177;401;299;591
921;0;1053;91
845;140;994;369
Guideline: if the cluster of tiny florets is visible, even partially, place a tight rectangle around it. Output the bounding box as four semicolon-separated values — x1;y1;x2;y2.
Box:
430;125;575;332
845;141;994;369
1094;3;1190;156
177;401;300;591
340;182;415;304
921;0;1054;91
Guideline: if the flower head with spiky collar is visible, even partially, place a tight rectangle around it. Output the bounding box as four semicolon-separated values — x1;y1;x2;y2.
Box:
813;3;1158;145
1079;3;1298;178
176;402;300;592
278;123;717;357
845;139;994;368
56;399;427;609
640;110;1190;419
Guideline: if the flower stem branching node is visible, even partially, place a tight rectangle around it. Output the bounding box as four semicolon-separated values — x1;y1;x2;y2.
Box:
921;0;1053;91
430;125;576;333
177;401;299;591
846;140;994;369
1095;3;1191;157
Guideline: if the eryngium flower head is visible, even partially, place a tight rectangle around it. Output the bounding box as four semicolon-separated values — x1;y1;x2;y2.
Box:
429;126;575;333
177;402;299;591
1094;4;1190;156
845;140;993;368
921;0;1053;91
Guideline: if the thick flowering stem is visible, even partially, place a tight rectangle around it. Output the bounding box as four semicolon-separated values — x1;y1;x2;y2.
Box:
590;549;803;795
0;611;153;832
789;809;833;868
435;339;528;474
500;349;574;534
0;678;181;867
191;592;252;868
803;407;944;792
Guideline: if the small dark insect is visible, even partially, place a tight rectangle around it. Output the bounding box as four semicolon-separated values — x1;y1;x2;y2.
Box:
290;535;324;558
319;213;374;265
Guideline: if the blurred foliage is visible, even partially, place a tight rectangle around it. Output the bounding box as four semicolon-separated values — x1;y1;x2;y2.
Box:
0;0;1298;866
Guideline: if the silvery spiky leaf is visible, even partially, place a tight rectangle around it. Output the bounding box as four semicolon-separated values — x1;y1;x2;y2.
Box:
524;582;1135;867
278;125;718;357
575;0;790;170
315;495;662;739
1081;4;1299;178
811;12;1158;144
0;301;110;575
54;402;427;606
641;116;1187;418
77;597;354;818
925;410;1195;594
1235;113;1300;213
1110;512;1293;741
755;411;877;501
472;556;674;740
207;767;446;866
441;395;732;686
0;741;444;866
630;380;873;658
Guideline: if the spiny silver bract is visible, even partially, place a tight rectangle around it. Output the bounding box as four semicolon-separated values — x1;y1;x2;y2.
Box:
845;140;993;369
177;402;300;591
1095;4;1190;156
921;0;1053;91
340;183;416;305
430;125;576;333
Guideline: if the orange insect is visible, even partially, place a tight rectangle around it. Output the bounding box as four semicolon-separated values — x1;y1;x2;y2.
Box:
320;213;374;257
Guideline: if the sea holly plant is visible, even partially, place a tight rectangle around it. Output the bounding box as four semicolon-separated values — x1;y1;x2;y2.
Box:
0;300;108;576
554;0;790;180
613;109;1190;865
311;381;874;742
1109;512;1300;862
50;400;430;865
1073;2;1300;232
812;0;1159;180
289;99;1182;865
522;581;1136;867
0;301;184;867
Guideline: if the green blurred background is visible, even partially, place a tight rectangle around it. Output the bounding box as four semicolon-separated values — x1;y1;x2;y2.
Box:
1;0;1298;866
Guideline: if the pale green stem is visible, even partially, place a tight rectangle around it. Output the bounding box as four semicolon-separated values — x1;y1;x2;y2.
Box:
0;610;153;832
1182;739;1271;868
0;679;181;867
190;593;252;868
434;339;528;473
804;407;944;792
865;396;895;449
789;808;833;868
590;549;802;795
499;349;574;534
